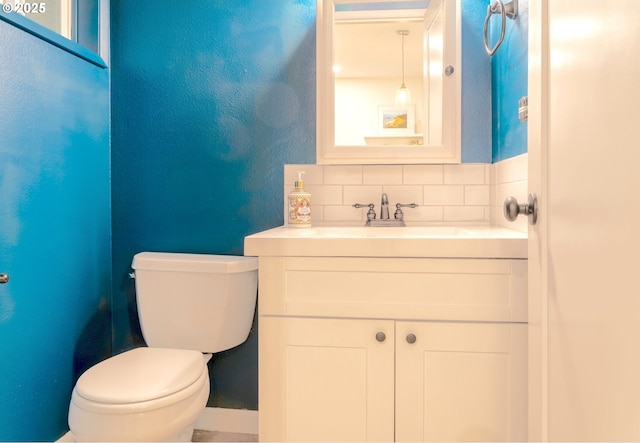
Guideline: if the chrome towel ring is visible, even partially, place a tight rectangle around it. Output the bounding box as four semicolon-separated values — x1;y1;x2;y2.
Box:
483;0;518;56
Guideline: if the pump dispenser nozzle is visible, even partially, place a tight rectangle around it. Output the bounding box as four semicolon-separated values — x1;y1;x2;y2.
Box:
295;171;305;189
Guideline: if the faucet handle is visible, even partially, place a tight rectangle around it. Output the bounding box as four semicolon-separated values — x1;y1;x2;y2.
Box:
353;203;376;221
394;203;418;221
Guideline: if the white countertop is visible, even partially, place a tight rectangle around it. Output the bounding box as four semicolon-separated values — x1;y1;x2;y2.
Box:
244;225;527;259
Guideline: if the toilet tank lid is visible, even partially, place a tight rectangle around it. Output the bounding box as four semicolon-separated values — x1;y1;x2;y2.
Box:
132;252;258;273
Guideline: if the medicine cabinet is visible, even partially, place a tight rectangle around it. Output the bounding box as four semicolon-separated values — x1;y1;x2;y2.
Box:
316;0;461;164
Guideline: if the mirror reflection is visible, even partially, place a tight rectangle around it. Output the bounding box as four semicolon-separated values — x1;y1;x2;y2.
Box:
333;2;428;146
317;0;460;164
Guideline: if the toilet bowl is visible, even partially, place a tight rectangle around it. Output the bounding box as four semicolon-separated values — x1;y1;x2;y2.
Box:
68;253;258;442
69;347;210;442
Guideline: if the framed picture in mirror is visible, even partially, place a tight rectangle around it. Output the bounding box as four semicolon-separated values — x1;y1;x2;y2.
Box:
378;105;415;134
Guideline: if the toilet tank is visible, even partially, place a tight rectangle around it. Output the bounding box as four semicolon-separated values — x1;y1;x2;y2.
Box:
132;252;258;353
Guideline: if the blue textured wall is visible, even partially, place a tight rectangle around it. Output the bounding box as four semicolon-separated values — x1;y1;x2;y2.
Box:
490;0;528;162
110;0;316;410
461;0;492;163
77;0;100;53
0;19;111;442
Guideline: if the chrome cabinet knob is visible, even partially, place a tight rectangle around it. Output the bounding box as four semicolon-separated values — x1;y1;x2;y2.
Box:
0;274;9;284
375;332;386;342
504;193;538;225
406;333;417;344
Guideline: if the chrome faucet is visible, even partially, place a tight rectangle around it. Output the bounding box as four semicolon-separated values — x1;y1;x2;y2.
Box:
353;193;418;227
380;193;390;220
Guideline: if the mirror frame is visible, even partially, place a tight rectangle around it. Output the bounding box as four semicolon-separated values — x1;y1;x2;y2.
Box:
316;0;461;165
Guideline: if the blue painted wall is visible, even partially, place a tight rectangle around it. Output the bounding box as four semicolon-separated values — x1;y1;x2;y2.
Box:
490;0;528;162
76;0;100;53
461;0;492;163
110;0;316;409
0;18;111;442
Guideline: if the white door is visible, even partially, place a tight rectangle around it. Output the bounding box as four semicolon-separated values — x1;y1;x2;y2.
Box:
528;0;640;440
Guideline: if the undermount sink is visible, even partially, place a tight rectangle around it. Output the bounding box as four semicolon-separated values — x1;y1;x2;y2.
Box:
244;225;527;259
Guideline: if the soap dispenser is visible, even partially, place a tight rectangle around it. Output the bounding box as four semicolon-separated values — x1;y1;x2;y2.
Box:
288;171;311;227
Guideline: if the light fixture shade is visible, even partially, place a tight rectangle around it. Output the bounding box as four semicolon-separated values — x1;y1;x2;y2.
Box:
395;83;411;107
395;30;411;107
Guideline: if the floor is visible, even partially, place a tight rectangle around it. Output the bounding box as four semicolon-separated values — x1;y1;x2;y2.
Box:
192;430;258;442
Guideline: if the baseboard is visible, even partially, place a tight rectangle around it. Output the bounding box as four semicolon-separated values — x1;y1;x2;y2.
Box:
56;407;258;441
194;407;259;435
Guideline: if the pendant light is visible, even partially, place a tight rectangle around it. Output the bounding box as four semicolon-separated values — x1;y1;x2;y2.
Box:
395;30;411;107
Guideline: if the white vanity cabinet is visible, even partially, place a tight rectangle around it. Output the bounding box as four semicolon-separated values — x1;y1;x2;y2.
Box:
245;226;528;442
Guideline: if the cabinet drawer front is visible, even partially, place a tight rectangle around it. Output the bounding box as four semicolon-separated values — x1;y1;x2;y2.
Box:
259;257;527;322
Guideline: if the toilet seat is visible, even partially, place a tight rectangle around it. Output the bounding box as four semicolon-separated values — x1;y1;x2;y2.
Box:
69;347;210;442
73;347;207;412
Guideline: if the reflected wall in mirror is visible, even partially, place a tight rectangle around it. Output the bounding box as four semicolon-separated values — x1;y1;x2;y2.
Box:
317;0;461;164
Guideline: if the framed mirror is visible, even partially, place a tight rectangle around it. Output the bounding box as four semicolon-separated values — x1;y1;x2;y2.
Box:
317;0;461;164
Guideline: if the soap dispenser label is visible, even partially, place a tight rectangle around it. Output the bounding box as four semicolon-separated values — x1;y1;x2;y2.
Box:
288;171;311;227
288;196;311;226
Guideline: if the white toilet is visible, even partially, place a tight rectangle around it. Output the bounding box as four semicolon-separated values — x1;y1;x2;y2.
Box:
68;252;258;442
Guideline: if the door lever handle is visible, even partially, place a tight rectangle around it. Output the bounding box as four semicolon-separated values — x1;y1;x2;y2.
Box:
504;193;538;225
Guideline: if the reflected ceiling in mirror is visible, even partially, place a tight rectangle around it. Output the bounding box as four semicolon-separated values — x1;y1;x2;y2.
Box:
317;0;461;165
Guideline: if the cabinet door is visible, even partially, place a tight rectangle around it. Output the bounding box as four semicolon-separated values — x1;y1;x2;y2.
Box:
259;316;395;442
395;321;527;442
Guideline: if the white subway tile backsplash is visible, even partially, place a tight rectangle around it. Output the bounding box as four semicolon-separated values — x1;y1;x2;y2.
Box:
307;185;343;205
464;185;491;206
363;165;403;184
283;155;528;226
444;206;487;222
444;164;487;185
382;185;423;205
423;185;464;206
491;153;528;233
312;205;324;222
324;205;363;222
496;153;527;184
324;165;363;185
403;165;444;184
343;185;383;204
495;181;527;206
411;205;444;221
490;163;498;189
